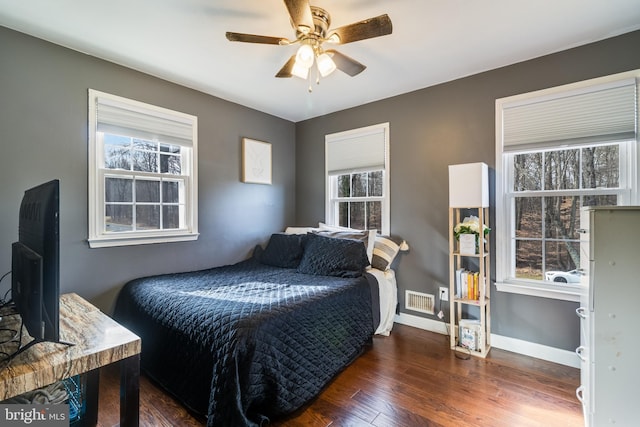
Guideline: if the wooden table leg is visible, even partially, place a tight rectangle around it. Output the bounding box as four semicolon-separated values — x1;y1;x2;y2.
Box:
82;369;100;427
120;354;140;427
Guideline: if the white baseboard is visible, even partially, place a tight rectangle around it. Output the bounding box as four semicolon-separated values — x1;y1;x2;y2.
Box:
490;334;580;368
394;313;579;369
394;312;450;335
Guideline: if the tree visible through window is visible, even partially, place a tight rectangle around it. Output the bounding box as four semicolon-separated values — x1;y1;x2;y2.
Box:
336;171;384;231
512;145;620;282
103;134;184;232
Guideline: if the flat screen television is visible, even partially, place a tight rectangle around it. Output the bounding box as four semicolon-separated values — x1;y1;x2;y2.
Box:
10;179;66;354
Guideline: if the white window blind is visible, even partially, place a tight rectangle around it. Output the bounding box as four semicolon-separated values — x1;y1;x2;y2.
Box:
326;126;386;175
95;95;194;147
502;78;637;152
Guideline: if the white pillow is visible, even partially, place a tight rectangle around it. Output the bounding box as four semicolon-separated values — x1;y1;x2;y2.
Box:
284;226;316;235
318;222;376;264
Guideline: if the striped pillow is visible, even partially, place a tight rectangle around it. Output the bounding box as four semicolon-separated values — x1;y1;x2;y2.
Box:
372;235;409;270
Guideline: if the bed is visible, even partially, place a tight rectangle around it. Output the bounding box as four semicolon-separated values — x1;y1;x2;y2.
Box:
113;230;404;426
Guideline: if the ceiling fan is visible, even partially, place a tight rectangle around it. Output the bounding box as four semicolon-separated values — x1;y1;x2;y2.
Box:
226;0;392;84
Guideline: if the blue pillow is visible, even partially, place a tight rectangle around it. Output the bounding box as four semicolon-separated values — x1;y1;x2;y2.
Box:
260;233;306;268
297;233;370;278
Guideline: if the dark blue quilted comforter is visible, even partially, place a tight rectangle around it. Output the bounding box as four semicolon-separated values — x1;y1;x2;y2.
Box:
113;257;378;426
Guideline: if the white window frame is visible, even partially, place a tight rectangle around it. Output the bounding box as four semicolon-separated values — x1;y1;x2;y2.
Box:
495;71;640;301
325;123;390;235
88;89;199;248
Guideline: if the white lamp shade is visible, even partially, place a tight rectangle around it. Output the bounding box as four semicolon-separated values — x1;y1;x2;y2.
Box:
291;62;309;79
295;44;314;69
448;162;489;207
316;53;336;77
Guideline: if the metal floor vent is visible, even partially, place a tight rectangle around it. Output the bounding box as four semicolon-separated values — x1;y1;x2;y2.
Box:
405;290;435;315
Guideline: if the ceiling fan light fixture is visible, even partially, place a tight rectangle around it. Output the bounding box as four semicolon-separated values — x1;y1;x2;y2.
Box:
291;61;310;79
295;43;315;69
316;53;336;77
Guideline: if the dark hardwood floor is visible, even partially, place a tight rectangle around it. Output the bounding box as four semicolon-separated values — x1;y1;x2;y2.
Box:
97;324;583;426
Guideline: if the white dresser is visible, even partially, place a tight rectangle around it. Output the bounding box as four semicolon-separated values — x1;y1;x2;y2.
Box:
577;207;640;426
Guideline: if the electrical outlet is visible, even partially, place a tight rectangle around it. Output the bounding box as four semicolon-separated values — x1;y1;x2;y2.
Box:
439;286;449;301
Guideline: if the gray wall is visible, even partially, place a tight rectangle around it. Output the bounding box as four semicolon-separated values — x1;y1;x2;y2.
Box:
3;23;639;353
0;27;296;312
295;30;640;351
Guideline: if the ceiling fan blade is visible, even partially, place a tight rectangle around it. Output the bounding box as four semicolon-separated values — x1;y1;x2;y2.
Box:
275;55;297;78
226;32;290;45
326;50;366;77
283;0;314;34
326;14;392;44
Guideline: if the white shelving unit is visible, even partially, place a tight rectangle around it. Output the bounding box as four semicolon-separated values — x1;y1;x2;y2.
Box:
448;206;491;358
447;162;491;358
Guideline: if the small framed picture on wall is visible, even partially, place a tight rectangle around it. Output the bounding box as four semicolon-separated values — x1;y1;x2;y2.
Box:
242;138;272;185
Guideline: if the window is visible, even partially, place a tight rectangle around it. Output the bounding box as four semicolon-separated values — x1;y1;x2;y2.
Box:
88;89;198;248
495;71;639;301
325;123;390;235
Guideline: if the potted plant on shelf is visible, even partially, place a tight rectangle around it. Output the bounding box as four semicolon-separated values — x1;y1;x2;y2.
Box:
454;216;490;255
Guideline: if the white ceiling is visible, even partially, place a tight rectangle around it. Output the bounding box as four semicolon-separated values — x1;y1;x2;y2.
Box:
1;0;639;122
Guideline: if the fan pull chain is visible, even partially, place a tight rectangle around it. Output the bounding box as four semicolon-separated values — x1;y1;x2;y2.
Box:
311;66;321;92
305;64;324;93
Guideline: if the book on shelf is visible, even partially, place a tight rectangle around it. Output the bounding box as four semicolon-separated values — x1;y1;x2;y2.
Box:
459;319;482;351
455;268;463;298
455;269;483;300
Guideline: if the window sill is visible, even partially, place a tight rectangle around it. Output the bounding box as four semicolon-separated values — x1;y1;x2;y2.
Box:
88;231;199;248
495;280;580;302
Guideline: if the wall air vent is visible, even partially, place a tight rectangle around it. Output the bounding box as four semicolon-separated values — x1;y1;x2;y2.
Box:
405;290;435;315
